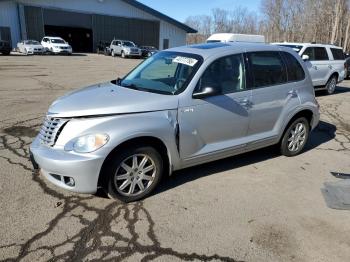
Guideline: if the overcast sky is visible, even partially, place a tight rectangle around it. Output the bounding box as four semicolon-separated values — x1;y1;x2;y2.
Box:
138;0;261;23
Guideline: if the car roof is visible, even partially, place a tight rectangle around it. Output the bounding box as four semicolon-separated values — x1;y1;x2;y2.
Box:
273;42;343;49
45;36;64;39
167;42;292;59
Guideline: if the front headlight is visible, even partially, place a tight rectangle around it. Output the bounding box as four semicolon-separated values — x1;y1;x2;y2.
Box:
64;134;109;153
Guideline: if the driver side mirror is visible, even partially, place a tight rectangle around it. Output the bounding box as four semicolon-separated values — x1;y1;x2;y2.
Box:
302;54;310;61
192;86;218;99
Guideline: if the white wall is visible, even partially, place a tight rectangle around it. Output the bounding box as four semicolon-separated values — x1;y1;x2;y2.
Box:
0;1;21;47
17;0;188;49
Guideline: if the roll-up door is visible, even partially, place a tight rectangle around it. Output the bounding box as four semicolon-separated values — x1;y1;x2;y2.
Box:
24;6;45;41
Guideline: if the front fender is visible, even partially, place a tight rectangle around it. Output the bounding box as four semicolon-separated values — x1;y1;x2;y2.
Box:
55;110;180;170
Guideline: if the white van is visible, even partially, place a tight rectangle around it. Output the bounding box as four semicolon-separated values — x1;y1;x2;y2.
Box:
207;33;265;43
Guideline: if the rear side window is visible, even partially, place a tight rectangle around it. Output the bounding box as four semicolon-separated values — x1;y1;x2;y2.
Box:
303;47;329;61
247;51;287;88
281;52;305;82
331;48;345;60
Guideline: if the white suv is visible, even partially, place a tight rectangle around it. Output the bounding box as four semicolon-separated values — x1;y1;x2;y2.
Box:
41;36;72;55
273;42;346;94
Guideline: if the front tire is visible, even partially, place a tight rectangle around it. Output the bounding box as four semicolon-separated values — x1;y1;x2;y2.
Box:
111;50;115;57
105;146;163;202
325;75;337;95
280;117;310;157
121;51;126;58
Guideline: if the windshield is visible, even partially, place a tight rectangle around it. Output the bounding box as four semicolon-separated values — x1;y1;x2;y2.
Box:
51;39;65;44
278;44;303;53
119;51;203;95
25;40;40;45
123;41;135;47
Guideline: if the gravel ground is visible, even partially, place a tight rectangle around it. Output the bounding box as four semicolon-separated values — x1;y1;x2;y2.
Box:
0;53;349;262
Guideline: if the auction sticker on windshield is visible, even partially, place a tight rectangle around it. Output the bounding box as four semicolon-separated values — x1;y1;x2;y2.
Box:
173;56;198;67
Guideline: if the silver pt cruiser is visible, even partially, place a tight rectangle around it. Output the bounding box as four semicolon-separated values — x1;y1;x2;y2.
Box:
30;42;320;202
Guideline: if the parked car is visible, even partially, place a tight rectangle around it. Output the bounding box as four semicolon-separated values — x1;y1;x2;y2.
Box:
110;40;141;58
0;39;11;55
30;42;320;202
17;40;45;55
273;42;346;94
96;41;111;56
41;36;72;55
345;57;350;79
140;46;158;57
207;33;265;43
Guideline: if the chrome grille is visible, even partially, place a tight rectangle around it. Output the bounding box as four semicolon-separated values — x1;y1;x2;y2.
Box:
39;117;67;146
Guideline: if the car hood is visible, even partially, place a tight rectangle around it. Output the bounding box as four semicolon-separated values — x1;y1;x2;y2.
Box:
52;43;70;47
48;81;179;118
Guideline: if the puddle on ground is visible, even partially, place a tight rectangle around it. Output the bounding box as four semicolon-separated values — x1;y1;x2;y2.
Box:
3;126;38;138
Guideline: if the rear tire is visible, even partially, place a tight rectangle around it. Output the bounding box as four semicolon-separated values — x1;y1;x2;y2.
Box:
105;146;163;202
280;117;310;157
325;75;337;95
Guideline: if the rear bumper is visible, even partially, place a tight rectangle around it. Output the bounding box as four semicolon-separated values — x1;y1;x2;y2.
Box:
30;136;104;194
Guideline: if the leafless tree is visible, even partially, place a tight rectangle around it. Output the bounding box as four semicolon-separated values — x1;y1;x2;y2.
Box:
185;0;350;51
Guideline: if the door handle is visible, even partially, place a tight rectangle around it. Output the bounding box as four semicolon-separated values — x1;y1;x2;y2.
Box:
313;65;318;70
287;89;298;97
328;65;333;69
238;98;253;108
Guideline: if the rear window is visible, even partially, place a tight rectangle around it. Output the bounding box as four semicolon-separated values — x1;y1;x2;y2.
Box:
281;52;305;82
331;48;345;60
247;51;287;88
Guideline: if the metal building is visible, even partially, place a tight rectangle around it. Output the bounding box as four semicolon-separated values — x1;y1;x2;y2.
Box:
0;0;196;52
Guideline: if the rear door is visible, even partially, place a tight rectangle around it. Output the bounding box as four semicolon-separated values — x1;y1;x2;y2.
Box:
330;47;346;81
245;51;301;149
302;47;330;86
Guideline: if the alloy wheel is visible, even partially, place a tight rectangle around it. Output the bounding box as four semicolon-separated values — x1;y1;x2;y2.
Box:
287;122;307;152
327;77;336;94
114;154;156;196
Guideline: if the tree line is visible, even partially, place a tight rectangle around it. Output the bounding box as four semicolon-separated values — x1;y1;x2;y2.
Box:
185;0;350;52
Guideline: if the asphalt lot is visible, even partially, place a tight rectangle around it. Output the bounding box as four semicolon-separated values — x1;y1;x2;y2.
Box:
0;53;350;262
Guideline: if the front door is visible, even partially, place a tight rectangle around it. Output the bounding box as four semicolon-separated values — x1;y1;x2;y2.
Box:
179;53;251;165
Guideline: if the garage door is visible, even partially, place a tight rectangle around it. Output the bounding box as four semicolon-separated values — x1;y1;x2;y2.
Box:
24;6;45;41
92;14;160;49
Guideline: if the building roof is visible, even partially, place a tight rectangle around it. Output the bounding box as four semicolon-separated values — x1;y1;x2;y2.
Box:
121;0;197;33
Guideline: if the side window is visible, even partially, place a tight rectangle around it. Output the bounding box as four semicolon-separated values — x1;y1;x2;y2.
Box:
247;51;287;88
116;41;121;46
303;47;315;60
281;52;305;82
314;47;329;60
331;48;345;60
198;54;246;94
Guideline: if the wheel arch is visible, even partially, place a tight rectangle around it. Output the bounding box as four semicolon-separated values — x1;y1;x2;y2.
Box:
279;109;314;142
97;136;170;188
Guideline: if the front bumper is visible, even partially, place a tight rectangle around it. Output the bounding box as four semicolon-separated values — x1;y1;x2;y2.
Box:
30;136;105;194
126;52;141;57
51;48;72;54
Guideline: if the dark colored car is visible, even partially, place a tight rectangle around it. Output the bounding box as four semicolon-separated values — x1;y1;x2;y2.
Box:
345;57;350;79
0;40;11;55
96;41;111;56
140;46;158;57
